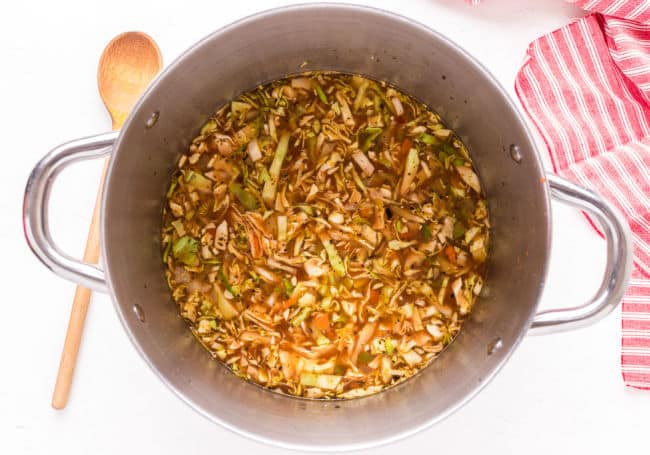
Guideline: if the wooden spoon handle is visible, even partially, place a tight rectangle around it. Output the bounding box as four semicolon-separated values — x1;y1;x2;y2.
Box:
51;159;108;410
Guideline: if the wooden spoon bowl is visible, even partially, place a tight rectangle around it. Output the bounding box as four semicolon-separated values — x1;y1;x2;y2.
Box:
98;32;162;130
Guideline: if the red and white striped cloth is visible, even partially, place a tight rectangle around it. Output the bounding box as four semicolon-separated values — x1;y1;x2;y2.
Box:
511;1;650;389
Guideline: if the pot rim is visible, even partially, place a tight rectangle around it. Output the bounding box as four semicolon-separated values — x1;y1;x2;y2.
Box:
101;3;551;451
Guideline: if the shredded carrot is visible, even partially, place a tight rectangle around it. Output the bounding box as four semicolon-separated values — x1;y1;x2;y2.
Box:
369;289;380;306
400;138;413;158
444;245;457;263
271;286;303;314
273;299;296;315
312;313;330;331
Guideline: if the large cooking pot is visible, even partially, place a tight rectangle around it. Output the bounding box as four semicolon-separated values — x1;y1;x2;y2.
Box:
23;4;633;451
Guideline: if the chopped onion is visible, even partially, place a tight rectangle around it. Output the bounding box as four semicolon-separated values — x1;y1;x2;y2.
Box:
388;240;416;250
213;283;239;320
353;80;369;112
279;350;298;379
368;187;392;201
420;159;432;178
246;138;262;162
399;148;419;195
426;323;443;340
360;225;378;246
401;350;422;366
452;278;470;315
298;292;316;306
267;258;296;274
267;116;277;141
433;128;452;139
340;386;383;399
306;183;319;202
470;234;488;263
328;212;344;224
277;215;287;242
351;150;375;177
336;92;355;127
300;373;342;391
291;77;312;90
473;277;484;296
293;233;305;256
352;322;377;363
391;96;404;117
304;258;329;277
439;217;454;242
214;220;228;250
464;226;481;244
253;266;281;284
456;165;482;193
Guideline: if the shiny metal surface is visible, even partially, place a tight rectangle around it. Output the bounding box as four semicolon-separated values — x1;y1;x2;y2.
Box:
23;132;117;293
102;5;552;449
530;175;632;334
22;4;633;451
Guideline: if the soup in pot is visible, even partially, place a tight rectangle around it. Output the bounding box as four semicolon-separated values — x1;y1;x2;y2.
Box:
161;72;489;399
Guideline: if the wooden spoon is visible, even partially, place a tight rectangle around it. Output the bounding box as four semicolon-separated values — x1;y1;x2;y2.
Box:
51;32;162;410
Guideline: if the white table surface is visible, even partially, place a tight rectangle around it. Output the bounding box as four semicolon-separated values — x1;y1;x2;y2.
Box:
3;0;649;453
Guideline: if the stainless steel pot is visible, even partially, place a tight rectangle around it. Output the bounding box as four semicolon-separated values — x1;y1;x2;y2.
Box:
23;4;633;451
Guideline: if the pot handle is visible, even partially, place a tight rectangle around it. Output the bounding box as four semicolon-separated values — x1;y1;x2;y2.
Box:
529;174;633;334
22;132;119;293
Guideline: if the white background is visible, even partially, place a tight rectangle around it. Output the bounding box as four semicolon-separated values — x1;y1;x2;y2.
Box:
3;0;649;453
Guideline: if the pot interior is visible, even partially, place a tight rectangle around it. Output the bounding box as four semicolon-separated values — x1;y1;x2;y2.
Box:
102;4;550;450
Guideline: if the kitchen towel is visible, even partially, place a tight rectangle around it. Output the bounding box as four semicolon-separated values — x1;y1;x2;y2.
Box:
513;0;650;389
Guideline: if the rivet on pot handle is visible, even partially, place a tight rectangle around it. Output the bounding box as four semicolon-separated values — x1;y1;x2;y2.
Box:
22;132;119;293
529;174;633;334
